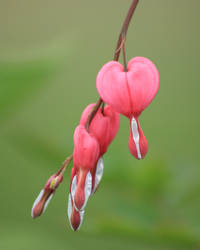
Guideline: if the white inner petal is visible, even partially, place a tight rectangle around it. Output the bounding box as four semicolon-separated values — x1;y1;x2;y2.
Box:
31;189;44;217
71;175;77;208
80;172;92;211
91;157;104;195
68;193;85;231
68;193;73;229
131;117;142;159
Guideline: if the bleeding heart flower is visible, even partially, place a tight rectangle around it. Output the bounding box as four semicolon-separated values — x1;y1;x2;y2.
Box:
71;125;100;211
96;57;159;159
32;173;63;218
68;105;119;230
80;103;120;193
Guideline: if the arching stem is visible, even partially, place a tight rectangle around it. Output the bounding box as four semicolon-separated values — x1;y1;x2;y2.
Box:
85;0;139;131
56;154;73;176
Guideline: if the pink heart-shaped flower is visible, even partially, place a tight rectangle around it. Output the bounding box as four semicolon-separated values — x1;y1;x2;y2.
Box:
96;57;159;117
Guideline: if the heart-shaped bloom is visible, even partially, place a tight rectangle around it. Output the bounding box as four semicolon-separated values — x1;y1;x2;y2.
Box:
96;57;159;159
71;125;100;212
32;173;63;218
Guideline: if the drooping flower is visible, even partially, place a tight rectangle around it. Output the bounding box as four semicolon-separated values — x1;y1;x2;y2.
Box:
71;125;100;212
96;57;159;159
80;103;120;193
32;173;63;218
68;105;120;230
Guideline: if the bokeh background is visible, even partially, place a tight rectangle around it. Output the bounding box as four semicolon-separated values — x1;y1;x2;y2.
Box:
0;0;200;249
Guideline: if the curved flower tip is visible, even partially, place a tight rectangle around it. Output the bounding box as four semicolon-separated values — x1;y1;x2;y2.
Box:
69;157;104;217
71;170;92;211
68;194;84;231
128;117;148;159
31;174;63;218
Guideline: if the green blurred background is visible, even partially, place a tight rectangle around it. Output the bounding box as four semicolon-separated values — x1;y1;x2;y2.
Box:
0;0;200;249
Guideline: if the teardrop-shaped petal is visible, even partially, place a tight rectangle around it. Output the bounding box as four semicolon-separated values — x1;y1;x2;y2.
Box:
68;194;84;231
71;170;92;211
128;116;148;159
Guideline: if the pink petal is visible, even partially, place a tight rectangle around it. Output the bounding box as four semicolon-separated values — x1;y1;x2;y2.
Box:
96;57;159;117
127;57;160;116
97;61;131;116
73;125;100;170
80;104;120;155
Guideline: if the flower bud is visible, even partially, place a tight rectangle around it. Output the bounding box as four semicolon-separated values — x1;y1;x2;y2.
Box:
32;174;63;218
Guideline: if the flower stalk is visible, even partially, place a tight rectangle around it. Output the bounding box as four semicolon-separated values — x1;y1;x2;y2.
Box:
85;0;139;130
31;0;160;232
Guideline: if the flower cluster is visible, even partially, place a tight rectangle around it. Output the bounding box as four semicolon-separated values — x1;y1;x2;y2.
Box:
31;0;160;232
68;104;120;230
32;56;159;231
